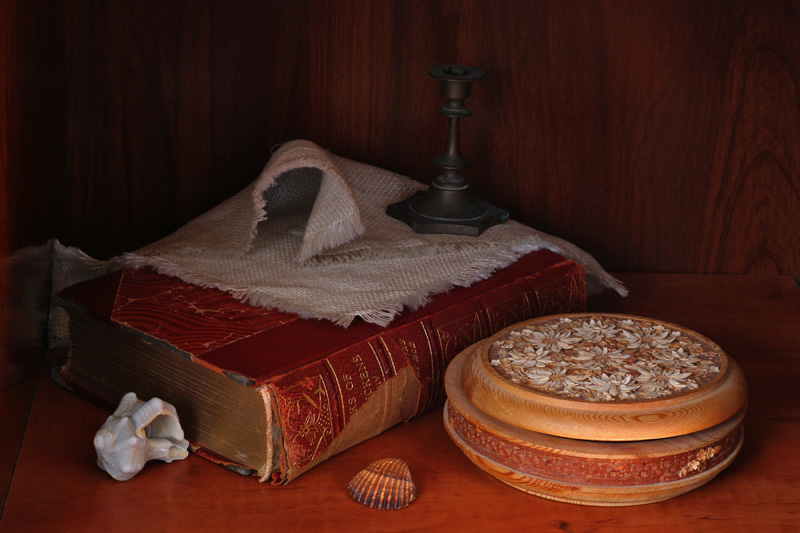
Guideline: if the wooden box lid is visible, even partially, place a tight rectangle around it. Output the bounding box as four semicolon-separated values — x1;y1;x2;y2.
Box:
461;313;747;441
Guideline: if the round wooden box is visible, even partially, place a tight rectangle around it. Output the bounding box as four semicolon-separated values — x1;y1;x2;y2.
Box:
443;313;747;506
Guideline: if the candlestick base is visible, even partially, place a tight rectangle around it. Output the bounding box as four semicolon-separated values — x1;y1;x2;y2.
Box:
387;185;509;236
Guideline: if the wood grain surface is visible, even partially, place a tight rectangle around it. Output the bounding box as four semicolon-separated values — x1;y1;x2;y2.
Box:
460;333;747;441
2;274;799;531
444;393;745;506
4;0;799;274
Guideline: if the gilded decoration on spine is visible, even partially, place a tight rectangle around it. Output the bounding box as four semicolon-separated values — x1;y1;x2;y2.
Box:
489;316;723;402
377;321;437;416
484;287;533;332
532;273;585;316
276;375;334;468
276;342;394;471
435;309;485;362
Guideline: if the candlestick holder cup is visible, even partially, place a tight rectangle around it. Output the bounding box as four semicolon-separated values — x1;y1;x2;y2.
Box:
387;65;509;236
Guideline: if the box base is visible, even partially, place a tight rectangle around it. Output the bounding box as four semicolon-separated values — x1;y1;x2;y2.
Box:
444;402;744;506
444;346;745;506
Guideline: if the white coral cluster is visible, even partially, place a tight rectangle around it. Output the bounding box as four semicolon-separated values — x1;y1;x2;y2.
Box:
94;392;190;481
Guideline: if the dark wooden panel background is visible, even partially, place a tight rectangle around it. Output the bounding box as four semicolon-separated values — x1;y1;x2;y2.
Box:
6;0;800;273
3;0;800;512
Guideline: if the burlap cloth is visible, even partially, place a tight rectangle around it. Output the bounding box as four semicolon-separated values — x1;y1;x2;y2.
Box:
52;139;625;337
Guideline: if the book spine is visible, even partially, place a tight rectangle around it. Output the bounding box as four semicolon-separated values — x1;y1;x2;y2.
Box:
267;260;586;483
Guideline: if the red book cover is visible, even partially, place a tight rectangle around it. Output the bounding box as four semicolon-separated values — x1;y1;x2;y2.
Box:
57;249;586;483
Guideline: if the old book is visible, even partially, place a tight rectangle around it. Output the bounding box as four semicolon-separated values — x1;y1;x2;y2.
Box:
56;249;586;483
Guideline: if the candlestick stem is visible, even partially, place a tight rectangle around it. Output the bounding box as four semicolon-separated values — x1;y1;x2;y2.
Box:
387;64;509;236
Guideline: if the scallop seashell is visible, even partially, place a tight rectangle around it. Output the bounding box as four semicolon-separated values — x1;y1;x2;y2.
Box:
348;458;417;510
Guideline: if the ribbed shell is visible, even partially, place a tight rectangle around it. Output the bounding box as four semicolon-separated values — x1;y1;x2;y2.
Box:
347;458;417;510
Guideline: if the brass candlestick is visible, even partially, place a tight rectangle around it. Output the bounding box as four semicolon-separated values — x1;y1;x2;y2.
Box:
387;64;509;236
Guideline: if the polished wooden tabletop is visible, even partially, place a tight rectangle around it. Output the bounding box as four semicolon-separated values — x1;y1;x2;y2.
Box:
1;274;798;532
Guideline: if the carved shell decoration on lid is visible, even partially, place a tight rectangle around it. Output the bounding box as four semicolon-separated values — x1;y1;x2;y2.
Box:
489;315;724;402
348;458;417;510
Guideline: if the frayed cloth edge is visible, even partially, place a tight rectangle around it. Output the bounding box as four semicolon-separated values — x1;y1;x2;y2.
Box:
117;234;625;328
